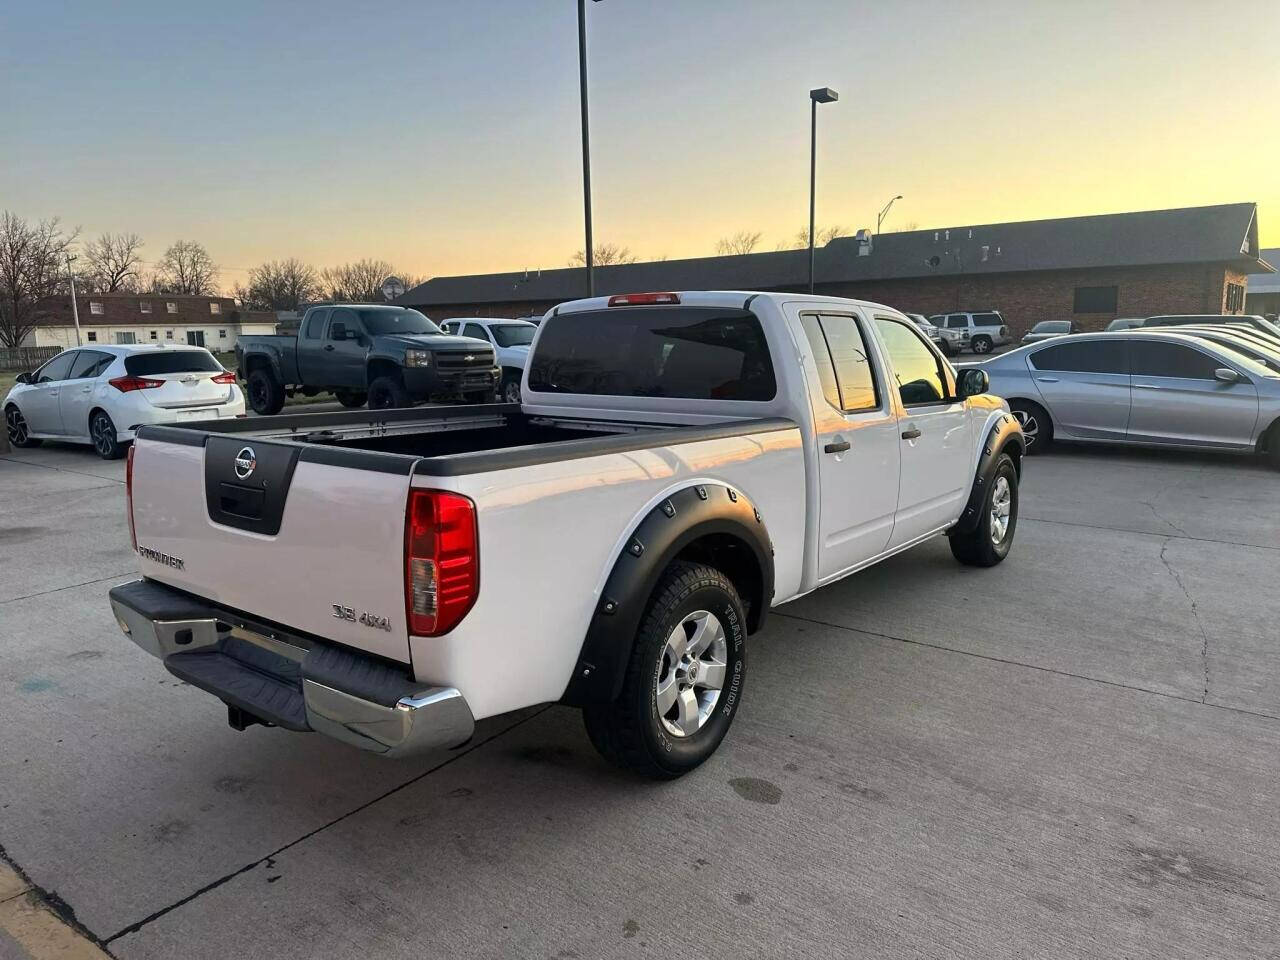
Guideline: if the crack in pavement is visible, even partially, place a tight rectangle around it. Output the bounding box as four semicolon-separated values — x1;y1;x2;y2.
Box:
0;456;125;484
102;706;552;945
1139;497;1188;537
1020;515;1280;553
1158;537;1211;704
0;572;137;607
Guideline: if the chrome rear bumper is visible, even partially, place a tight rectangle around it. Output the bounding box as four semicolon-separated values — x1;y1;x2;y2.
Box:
109;579;474;759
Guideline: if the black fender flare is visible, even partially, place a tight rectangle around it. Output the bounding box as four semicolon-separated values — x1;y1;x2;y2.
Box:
560;482;774;706
242;349;285;386
951;412;1025;535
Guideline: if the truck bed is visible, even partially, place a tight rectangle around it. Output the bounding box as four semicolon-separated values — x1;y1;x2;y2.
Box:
143;402;794;476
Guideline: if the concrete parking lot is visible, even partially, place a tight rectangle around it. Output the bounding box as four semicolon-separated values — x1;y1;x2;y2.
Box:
1;439;1278;959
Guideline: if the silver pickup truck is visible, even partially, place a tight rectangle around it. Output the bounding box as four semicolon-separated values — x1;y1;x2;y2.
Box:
109;291;1023;779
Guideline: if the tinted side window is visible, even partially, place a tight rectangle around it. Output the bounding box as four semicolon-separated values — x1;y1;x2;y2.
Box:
528;306;776;401
36;351;76;383
800;314;878;413
1030;340;1128;374
1130;341;1220;380
463;323;488;340
972;313;1002;326
874;318;946;406
328;308;359;339
69;350;113;379
303;309;329;339
946;315;968;329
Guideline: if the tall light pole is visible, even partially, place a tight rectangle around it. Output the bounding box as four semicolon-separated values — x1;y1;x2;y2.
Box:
808;87;838;294
877;194;903;234
66;253;83;346
577;0;601;298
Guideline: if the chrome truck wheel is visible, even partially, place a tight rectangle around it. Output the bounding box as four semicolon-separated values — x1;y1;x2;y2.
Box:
990;475;1012;545
656;610;729;738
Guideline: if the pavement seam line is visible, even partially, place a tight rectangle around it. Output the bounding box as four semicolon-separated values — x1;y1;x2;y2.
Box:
0;846;116;958
0;457;125;484
1158;537;1211;704
1021;514;1280;553
102;705;552;945
0;572;137;607
772;610;1278;723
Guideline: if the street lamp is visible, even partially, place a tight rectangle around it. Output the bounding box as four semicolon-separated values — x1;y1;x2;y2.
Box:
578;0;604;298
808;87;838;294
66;254;83;346
877;195;903;234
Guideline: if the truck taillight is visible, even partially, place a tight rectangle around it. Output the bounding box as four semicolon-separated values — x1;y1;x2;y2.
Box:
126;444;137;552
108;376;164;392
405;490;478;636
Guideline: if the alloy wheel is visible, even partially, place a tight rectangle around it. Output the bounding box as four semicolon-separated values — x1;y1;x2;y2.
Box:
656;610;729;738
502;380;521;403
91;415;114;457
6;407;28;445
990;475;1012;545
1011;409;1039;448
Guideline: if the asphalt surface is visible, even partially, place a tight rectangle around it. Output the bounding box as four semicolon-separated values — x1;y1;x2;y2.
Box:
1;438;1278;959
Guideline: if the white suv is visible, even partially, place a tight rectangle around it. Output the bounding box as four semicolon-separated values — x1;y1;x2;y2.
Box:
929;311;1011;354
4;344;244;459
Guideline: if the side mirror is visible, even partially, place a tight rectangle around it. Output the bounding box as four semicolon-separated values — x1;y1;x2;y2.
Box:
956;367;989;399
14;372;31;384
1214;367;1240;383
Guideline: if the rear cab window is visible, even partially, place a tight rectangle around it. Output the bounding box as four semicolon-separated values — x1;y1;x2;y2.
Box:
800;313;879;413
528;306;776;401
124;351;222;375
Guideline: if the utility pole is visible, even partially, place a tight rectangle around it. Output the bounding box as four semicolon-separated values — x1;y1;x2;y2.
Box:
66;254;83;346
808;87;838;294
578;0;596;297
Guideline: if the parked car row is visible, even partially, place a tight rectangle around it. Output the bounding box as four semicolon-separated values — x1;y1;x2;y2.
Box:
975;328;1280;467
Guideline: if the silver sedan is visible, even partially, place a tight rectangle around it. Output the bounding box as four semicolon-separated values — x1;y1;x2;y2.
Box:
975;330;1280;467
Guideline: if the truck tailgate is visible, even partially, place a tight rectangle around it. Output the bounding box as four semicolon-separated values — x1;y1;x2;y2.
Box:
129;432;413;664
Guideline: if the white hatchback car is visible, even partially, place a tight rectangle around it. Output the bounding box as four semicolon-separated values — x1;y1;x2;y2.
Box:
4;344;245;459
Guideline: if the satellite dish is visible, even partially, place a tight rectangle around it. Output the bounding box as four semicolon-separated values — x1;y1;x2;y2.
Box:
381;276;406;301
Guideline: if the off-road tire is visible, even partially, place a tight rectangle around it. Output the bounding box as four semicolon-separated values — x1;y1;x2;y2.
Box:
247;369;285;415
949;453;1018;567
582;561;747;779
368;376;411;410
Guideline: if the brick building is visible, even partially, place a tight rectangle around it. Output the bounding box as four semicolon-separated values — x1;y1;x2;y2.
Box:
400;203;1273;337
25;292;278;352
1245;247;1280;319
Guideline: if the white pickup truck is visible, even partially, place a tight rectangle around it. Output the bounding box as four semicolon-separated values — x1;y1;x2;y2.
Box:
109;291;1024;778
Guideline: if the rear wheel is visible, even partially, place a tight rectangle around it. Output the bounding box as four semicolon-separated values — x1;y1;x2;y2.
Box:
90;410;124;460
247;369;285;415
334;389;367;408
949;453;1018;567
368;376;411;410
5;405;41;448
1009;400;1053;454
583;561;746;779
971;335;993;354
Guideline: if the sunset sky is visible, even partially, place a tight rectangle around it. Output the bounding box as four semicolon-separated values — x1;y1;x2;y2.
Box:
3;0;1277;288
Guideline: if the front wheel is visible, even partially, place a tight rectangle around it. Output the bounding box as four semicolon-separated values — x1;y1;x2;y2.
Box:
500;373;522;404
937;339;953;357
971;335;993;354
5;405;42;448
368;376;411;410
949;453;1018;567
582;561;746;779
90;411;124;460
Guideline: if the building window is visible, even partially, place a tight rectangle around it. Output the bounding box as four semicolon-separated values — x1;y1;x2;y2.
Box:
1073;285;1118;314
86;331;97;342
218;329;227;339
140;301;152;313
115;331;136;345
149;330;158;340
89;301;104;315
210;302;221;314
165;329;173;339
166;302;178;314
1226;282;1245;313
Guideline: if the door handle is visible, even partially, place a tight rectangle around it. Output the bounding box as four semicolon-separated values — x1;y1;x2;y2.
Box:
323;344;335;352
823;439;851;454
1133;383;1165;390
1035;377;1060;383
901;427;922;440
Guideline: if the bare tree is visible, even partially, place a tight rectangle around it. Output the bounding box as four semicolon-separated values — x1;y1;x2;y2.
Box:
237;258;320;311
715;230;762;256
778;225;848;250
0;212;79;349
82;232;144;292
318;258;423;303
568;243;639;267
154;239;218;295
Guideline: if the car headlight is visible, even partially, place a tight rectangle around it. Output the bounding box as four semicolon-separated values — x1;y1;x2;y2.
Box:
404;350;433;367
